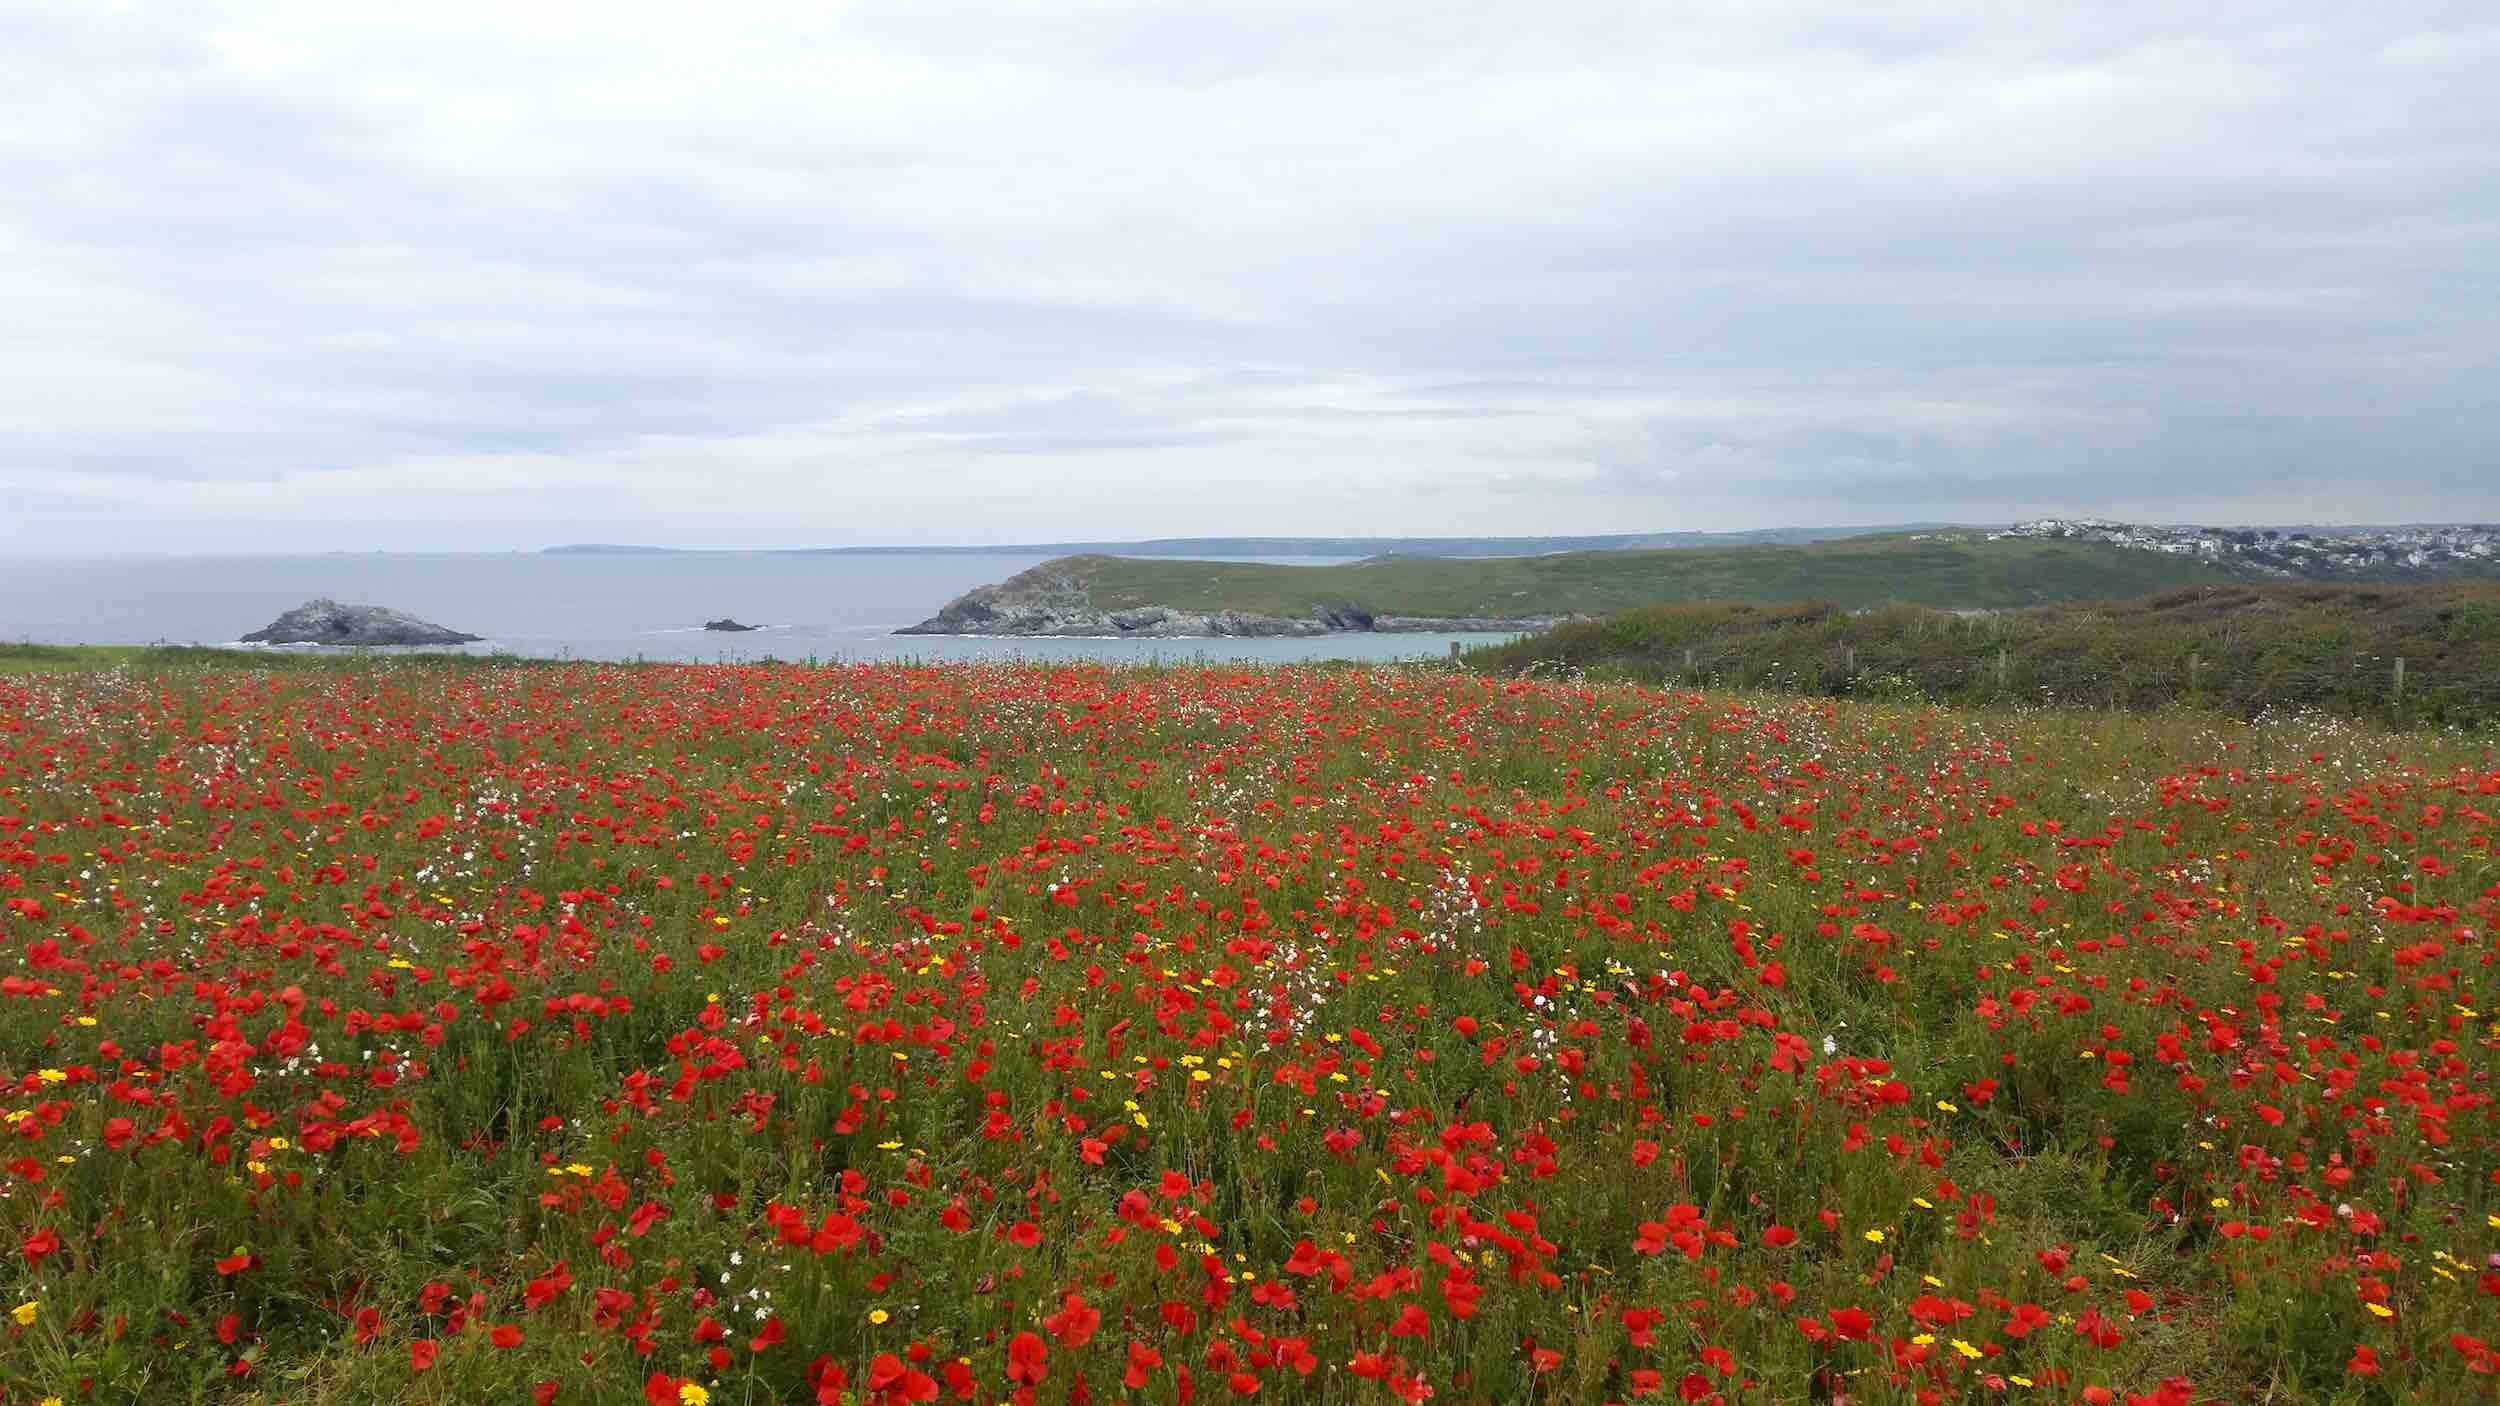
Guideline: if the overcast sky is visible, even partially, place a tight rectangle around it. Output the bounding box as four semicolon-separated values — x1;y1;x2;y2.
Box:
5;2;2496;552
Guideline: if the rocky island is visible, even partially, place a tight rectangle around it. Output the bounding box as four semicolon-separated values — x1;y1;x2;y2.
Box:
242;599;483;647
895;558;1564;638
703;618;759;632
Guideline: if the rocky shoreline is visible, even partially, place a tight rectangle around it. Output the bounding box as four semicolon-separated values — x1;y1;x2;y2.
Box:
893;562;1562;638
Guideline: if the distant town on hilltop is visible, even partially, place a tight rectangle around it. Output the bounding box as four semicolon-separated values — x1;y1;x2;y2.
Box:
1998;518;2500;577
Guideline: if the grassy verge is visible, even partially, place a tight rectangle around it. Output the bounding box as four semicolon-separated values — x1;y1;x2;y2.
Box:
0;643;560;674
1463;580;2500;725
1063;531;2241;619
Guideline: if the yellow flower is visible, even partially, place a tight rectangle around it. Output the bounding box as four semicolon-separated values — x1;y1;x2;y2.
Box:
678;1386;710;1406
2365;1302;2395;1318
1952;1339;1982;1360
1862;1229;1886;1244
11;1301;35;1326
868;1308;889;1325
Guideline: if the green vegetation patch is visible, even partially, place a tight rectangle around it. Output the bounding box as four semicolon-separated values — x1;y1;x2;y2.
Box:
1464;580;2500;724
1066;531;2237;619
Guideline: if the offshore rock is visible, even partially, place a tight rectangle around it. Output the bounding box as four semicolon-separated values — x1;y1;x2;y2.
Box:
241;599;483;647
704;618;759;632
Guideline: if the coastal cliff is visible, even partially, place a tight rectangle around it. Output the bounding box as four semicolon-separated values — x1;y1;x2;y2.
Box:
894;560;1558;638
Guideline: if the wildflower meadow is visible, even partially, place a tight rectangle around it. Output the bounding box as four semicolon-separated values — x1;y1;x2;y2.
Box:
0;661;2494;1405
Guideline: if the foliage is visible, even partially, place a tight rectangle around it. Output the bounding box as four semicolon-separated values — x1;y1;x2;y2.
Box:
1062;532;2240;620
1464;582;2500;726
0;645;556;676
0;659;2495;1405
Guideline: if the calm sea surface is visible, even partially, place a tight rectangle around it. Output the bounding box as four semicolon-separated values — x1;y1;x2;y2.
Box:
0;553;1520;665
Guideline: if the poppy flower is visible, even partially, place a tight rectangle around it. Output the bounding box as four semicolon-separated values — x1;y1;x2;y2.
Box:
19;1227;58;1267
1044;1293;1101;1348
1006;1331;1049;1387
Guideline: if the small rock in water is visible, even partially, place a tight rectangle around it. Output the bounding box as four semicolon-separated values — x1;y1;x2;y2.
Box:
241;599;483;647
703;618;760;632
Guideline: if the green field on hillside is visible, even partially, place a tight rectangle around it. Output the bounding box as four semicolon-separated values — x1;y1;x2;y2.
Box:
1463;580;2500;723
1070;531;2239;618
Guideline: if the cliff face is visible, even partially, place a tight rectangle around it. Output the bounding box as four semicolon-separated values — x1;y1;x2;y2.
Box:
893;561;1560;638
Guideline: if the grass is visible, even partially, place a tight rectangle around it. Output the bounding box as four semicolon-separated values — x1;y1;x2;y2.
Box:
1462;579;2500;726
1055;531;2242;619
0;643;559;674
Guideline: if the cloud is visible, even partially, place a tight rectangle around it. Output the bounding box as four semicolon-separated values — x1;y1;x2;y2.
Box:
2;0;2495;551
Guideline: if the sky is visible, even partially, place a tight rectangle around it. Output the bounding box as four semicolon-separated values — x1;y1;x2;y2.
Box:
5;2;2496;553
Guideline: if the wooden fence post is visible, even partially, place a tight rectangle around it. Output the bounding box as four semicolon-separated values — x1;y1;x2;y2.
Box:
1994;648;2008;689
2393;656;2406;700
1449;640;1461;662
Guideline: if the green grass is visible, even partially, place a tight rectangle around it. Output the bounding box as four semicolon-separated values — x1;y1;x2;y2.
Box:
1463;579;2500;724
0;643;560;674
1061;531;2240;619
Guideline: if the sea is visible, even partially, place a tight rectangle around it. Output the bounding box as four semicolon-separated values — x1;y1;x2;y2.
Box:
0;553;1520;666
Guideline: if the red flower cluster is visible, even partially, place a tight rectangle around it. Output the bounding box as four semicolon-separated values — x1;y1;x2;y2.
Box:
0;662;2492;1401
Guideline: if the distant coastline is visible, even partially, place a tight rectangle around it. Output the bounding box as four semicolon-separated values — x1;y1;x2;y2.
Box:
542;525;1930;559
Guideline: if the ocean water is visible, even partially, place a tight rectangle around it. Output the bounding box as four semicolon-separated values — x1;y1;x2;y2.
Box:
0;553;1522;665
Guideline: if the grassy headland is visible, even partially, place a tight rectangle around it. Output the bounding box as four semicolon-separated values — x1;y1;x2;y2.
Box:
1058;530;2239;619
1462;580;2500;723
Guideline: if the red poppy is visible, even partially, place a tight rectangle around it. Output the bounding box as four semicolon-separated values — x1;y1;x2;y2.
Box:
1044;1293;1101;1349
1006;1331;1050;1387
19;1226;59;1266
